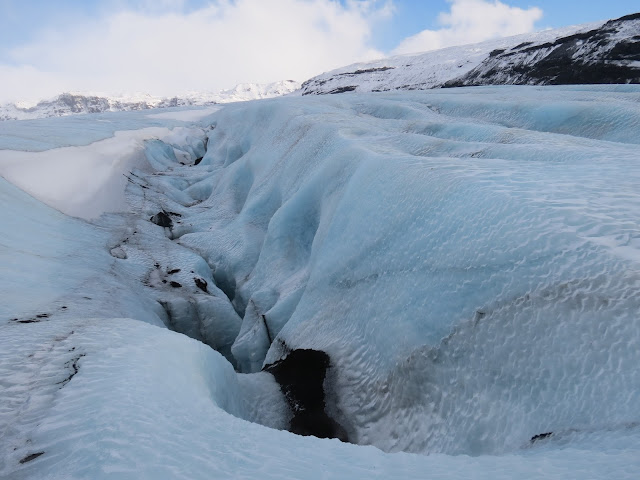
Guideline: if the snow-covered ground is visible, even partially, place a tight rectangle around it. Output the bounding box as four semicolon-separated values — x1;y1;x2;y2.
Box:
2;85;640;479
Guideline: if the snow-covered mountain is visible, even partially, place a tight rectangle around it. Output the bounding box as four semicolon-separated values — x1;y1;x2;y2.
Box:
0;80;299;121
300;13;639;95
447;13;640;87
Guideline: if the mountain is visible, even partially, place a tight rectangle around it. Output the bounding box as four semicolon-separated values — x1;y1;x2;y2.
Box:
446;13;640;87
300;13;639;95
0;80;300;121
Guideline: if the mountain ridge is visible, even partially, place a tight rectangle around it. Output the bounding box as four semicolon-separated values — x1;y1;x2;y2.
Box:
300;13;639;95
0;80;300;121
445;13;640;87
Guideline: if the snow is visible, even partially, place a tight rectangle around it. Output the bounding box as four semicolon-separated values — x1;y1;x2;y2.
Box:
0;177;112;320
2;85;640;479
0;127;171;218
0;108;211;152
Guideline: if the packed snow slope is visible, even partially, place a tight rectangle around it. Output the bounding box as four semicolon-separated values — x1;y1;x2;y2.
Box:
0;106;222;217
0;80;299;121
2;85;640;479
300;13;639;95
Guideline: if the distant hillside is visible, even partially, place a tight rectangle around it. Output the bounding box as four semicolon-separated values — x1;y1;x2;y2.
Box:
0;80;300;121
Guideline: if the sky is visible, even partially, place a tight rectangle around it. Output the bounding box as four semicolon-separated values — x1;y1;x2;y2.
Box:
0;0;638;103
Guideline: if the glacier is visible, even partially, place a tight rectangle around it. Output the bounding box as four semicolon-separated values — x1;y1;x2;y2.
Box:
1;85;640;479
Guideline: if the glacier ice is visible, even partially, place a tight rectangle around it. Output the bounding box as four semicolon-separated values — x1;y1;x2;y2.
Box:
1;86;640;479
169;86;640;455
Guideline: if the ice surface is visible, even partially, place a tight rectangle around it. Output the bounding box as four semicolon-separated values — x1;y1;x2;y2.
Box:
0;108;215;152
0;175;168;327
2;85;640;478
3;320;638;480
146;107;221;121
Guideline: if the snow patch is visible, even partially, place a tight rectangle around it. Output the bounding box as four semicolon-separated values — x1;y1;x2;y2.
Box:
0;126;206;218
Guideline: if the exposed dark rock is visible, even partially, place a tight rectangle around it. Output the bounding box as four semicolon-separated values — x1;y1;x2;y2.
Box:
169;281;182;288
58;353;85;387
194;157;203;165
167;268;181;275
513;41;533;50
265;349;348;442
326;86;357;95
616;12;640;22
19;452;44;464
150;212;173;228
261;314;272;344
12;312;51;323
531;432;554;443
194;277;208;292
336;66;395;76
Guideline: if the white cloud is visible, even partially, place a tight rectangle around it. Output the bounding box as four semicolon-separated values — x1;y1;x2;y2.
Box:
0;0;390;103
393;0;543;55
